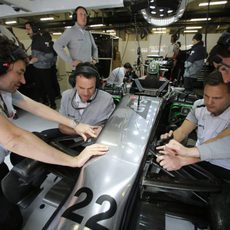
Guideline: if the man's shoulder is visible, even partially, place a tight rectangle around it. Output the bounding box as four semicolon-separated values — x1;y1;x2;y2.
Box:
12;90;23;100
69;25;82;32
62;88;75;98
192;99;205;109
97;90;113;100
60;26;77;36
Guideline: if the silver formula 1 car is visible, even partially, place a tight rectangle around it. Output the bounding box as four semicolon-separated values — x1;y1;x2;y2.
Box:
2;87;229;230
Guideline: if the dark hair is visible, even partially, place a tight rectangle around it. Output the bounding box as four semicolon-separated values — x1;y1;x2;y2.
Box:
75;62;99;79
208;29;230;63
171;34;178;42
208;44;230;64
205;70;230;93
0;35;28;64
123;62;132;69
217;29;230;47
193;32;202;41
24;21;40;33
69;62;100;88
72;6;88;23
177;41;181;48
75;6;87;14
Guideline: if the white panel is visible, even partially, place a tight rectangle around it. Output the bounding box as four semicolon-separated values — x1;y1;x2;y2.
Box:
119;33;221;71
0;0;124;18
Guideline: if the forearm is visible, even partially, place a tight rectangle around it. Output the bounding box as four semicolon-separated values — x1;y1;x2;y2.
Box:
182;146;200;158
53;42;72;63
173;119;196;142
197;136;230;160
196;129;230;160
205;128;230;144
59;124;76;135
3;125;75;167
179;155;200;167
173;128;189;142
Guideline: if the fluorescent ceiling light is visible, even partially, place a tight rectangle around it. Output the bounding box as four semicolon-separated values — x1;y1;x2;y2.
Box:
152;27;166;31
89;24;105;27
199;1;227;6
64;26;71;29
5;20;17;25
186;26;202;29
106;29;115;33
52;32;62;35
190;18;211;21
154;31;167;34
167;10;173;13
184;30;198;33
40;17;54;21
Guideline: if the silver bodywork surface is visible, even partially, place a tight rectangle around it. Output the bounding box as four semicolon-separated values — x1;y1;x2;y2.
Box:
47;95;163;230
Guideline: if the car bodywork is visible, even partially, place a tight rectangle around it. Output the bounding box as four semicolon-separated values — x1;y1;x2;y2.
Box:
2;84;228;229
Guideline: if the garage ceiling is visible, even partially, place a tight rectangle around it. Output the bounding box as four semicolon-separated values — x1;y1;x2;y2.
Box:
0;0;229;36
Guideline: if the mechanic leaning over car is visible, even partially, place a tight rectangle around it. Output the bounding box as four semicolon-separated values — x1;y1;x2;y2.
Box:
0;35;108;229
157;70;230;173
156;32;230;229
157;28;230;173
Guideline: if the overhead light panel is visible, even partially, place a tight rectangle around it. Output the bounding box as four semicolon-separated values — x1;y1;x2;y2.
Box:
5;20;17;25
89;24;105;27
186;26;202;29
190;18;211;21
106;29;115;33
40;17;54;21
184;30;198;33
154;31;167;34
152;27;167;31
199;1;227;6
52;32;62;35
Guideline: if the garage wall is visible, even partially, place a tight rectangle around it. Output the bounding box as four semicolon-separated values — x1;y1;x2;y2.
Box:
12;27;222;91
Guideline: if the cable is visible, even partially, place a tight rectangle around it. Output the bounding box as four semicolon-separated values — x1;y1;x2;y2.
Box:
204;0;211;54
134;13;143;77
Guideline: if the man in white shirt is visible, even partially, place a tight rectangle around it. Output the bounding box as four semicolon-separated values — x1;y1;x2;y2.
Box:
106;62;133;87
158;70;230;171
